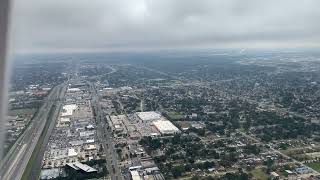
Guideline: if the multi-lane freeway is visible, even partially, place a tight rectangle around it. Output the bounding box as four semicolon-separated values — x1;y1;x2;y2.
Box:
0;83;67;180
0;79;122;180
89;82;123;180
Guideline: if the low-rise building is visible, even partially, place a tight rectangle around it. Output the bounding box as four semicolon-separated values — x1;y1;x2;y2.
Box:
153;120;180;135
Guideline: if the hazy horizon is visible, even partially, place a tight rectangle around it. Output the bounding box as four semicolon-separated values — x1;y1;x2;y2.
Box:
12;0;320;53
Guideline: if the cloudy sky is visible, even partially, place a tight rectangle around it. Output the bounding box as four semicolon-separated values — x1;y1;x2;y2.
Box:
12;0;320;52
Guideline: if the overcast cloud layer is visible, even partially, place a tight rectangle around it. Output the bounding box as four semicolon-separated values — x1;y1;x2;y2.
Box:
12;0;320;52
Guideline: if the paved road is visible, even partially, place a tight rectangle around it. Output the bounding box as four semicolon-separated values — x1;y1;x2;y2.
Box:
89;65;117;80
0;83;66;180
28;84;67;180
89;82;123;180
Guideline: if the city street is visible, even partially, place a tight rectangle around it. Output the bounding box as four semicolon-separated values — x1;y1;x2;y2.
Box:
89;82;123;180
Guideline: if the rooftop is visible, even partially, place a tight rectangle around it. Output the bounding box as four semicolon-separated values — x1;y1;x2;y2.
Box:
61;104;78;117
67;88;81;92
136;111;162;121
130;170;142;180
153;120;180;135
67;162;97;173
68;148;78;157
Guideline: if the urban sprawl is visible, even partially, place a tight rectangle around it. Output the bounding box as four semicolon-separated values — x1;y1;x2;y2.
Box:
3;51;320;180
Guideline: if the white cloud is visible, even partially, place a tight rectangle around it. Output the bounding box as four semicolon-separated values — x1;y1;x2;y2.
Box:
11;0;320;52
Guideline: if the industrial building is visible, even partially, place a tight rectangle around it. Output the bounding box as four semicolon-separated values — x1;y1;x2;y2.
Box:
67;88;82;93
152;120;180;135
61;104;78;117
42;82;100;171
67;162;97;173
136;111;162;121
109;115;128;136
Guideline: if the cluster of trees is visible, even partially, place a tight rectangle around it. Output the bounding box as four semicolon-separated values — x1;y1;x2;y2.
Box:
11;61;67;91
255;116;320;141
121;96;140;113
188;127;206;136
161;161;215;178
220;171;249;180
243;144;261;155
206;122;227;135
139;134;201;152
105;65;167;87
79;66;113;77
219;152;238;167
139;136;163;150
161;161;250;179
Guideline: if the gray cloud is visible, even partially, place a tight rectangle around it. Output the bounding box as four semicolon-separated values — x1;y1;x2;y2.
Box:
11;0;320;52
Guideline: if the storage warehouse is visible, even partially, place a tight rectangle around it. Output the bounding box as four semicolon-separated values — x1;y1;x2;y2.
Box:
152;120;180;135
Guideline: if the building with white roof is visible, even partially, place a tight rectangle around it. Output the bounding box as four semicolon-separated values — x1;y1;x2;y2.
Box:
136;111;162;121
130;170;142;180
80;131;95;137
270;172;280;178
152;120;180;135
68;148;78;157
67;162;97;173
60;117;70;123
61;104;78;117
85;144;96;150
86;124;94;129
67;88;81;93
86;139;95;143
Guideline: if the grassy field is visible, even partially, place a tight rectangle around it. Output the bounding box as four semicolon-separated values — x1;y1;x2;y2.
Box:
9;108;37;116
306;162;320;172
251;168;269;180
166;112;184;120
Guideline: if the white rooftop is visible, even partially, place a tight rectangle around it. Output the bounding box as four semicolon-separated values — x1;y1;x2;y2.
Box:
67;88;81;92
271;172;280;177
69;140;84;146
86;139;95;143
60;117;70;123
153;120;180;135
80;131;95;137
68;148;78;157
86;124;94;129
130;170;142;180
61;104;78;117
136;111;162;121
86;144;96;150
67;162;97;173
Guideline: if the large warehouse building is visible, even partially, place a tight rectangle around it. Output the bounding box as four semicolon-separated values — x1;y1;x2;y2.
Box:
136;111;162;121
61;104;78;117
153;120;180;135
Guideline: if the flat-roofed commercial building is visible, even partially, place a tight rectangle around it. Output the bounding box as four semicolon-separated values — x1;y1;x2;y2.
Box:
67;162;97;173
61;104;78;117
136;111;161;121
152;120;180;135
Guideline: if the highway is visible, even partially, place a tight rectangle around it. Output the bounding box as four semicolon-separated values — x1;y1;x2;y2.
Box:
28;84;67;180
0;83;67;180
89;65;117;80
89;82;123;180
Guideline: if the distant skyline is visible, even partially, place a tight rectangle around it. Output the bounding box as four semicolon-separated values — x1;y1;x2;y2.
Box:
12;0;320;53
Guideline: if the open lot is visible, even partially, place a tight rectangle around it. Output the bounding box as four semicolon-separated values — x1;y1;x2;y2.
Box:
306;162;320;173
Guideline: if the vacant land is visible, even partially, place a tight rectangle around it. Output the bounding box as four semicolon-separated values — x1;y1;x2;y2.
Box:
306;162;320;172
166;112;184;120
251;168;269;180
9;108;37;116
